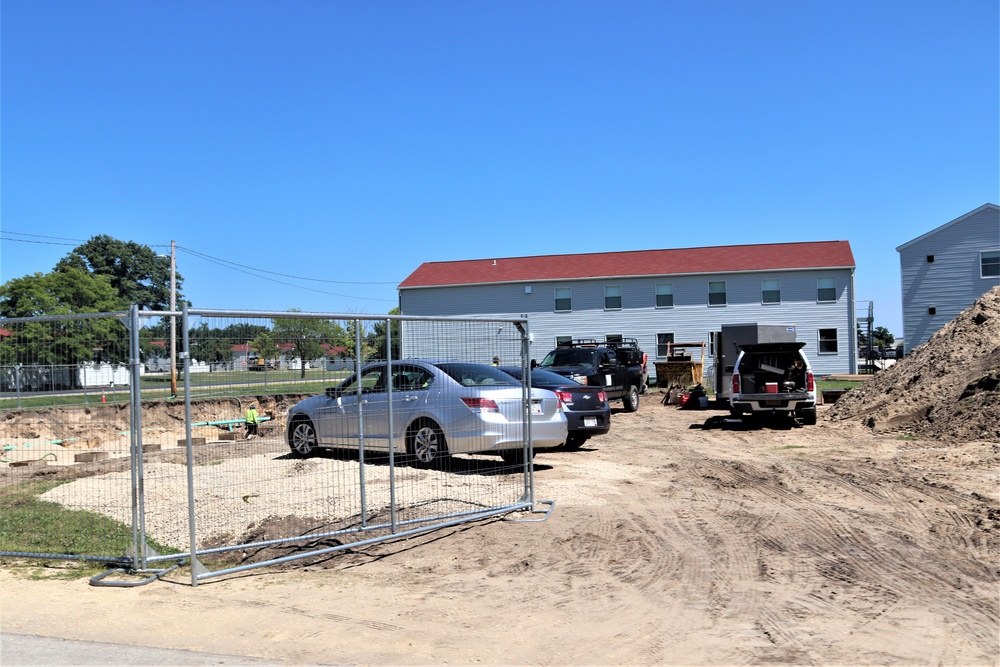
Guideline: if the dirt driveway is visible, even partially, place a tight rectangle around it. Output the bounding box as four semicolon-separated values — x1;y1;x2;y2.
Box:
2;398;998;666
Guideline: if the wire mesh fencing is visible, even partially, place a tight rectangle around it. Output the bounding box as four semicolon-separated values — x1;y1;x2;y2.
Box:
0;308;554;585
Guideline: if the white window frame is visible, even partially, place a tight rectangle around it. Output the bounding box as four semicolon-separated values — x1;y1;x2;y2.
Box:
981;250;1000;278
655;283;674;308
554;288;572;312
656;332;675;358
818;328;839;354
761;279;781;305
604;286;622;310
817;277;836;303
555;335;572;347
708;281;726;306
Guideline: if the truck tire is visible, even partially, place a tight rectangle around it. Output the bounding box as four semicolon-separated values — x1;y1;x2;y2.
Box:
623;384;640;413
799;408;817;426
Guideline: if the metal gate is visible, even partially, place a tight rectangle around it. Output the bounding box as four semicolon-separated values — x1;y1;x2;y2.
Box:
0;307;552;586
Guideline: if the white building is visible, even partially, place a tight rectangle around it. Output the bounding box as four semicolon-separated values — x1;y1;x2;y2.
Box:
896;203;1000;355
398;241;858;381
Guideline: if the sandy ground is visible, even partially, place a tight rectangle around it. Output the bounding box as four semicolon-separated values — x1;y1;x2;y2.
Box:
2;396;998;667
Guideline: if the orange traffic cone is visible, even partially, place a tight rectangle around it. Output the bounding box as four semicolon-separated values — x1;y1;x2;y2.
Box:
101;389;106;403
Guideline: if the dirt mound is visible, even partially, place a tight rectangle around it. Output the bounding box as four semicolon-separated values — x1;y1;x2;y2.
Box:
829;285;1000;442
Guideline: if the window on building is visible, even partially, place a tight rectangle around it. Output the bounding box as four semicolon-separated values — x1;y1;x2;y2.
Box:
656;332;675;358
762;279;781;304
927;255;935;263
604;286;622;310
818;328;838;354
555;335;572;347
655;283;674;308
554;288;571;312
982;251;1000;278
708;331;717;357
817;277;836;302
605;334;623;344
928;307;936;315
708;281;726;306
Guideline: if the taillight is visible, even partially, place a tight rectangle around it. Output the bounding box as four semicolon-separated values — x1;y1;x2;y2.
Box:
731;374;740;395
806;371;815;392
598;391;608;402
461;397;499;413
555;391;574;406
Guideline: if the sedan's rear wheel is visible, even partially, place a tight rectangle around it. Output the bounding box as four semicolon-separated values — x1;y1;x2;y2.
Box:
407;420;448;468
288;418;318;457
499;448;534;466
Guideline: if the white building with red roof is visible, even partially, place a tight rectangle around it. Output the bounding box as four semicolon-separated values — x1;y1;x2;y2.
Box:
398;240;858;380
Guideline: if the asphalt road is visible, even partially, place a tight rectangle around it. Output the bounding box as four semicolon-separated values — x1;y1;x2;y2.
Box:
0;633;302;666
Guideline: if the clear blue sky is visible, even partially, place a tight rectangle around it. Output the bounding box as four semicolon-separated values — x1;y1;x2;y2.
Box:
2;1;998;338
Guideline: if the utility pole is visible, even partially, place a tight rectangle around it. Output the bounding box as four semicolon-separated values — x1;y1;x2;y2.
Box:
170;240;177;398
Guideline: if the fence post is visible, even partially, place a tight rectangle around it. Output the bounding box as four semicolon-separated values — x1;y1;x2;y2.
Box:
181;302;205;585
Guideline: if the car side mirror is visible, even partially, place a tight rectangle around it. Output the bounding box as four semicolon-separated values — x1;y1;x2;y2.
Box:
325;386;340;399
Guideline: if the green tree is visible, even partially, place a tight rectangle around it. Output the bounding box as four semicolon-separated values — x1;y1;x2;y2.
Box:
0;268;124;317
272;311;342;378
250;330;281;369
871;326;896;351
0;268;128;365
368;308;401;362
56;235;182;310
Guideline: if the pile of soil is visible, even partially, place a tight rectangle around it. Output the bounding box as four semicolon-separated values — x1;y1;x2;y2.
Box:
829;285;1000;442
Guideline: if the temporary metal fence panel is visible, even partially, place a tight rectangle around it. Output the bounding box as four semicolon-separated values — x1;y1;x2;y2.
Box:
0;307;549;584
176;308;543;584
0;311;149;569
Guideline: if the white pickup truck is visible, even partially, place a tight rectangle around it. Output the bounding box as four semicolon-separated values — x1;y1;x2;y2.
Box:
728;341;817;425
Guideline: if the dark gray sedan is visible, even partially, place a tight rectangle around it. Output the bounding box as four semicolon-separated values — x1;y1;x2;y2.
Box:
499;366;611;449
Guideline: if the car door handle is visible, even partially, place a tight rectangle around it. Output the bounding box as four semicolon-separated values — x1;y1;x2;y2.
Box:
402;395;418;402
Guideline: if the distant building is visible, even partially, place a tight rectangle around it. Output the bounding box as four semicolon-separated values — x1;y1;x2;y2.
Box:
398;241;858;379
896;203;1000;355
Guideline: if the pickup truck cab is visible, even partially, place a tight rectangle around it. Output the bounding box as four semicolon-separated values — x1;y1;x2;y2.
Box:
729;342;817;425
536;339;646;412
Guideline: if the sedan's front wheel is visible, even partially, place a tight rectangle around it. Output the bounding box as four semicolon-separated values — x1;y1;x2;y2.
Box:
288;418;318;457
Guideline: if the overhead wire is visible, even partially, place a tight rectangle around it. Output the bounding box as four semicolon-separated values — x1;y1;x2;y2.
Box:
1;232;399;303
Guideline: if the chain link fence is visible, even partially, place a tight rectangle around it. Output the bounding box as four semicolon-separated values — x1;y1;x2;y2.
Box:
0;308;552;585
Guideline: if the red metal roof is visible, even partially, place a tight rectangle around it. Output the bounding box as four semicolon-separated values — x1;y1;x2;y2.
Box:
398;241;855;289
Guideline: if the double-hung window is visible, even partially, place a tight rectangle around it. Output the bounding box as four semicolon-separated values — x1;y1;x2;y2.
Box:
818;328;838;354
655;283;673;308
981;251;1000;278
604;286;622;310
656;332;674;358
817;277;836;302
762;279;780;304
554;288;572;312
708;281;726;306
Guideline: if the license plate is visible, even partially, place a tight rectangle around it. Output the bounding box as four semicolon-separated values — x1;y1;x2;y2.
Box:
583;417;598;427
763;400;783;407
531;400;543;415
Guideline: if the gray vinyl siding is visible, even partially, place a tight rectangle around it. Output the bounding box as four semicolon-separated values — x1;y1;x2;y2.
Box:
898;205;1000;354
400;268;856;380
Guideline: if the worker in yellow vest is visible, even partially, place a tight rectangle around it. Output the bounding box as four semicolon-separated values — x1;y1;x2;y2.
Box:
245;404;259;439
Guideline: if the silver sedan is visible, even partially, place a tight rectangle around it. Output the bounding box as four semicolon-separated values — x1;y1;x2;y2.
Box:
285;360;567;466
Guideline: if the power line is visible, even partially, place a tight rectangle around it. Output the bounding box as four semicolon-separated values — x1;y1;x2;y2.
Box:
2;231;88;242
0;236;80;247
177;246;397;302
1;231;399;302
176;245;396;285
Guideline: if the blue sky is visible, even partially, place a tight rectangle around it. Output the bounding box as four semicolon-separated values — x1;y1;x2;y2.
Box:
2;1;997;338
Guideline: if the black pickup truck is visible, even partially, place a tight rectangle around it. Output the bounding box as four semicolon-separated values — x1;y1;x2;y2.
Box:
535;338;648;412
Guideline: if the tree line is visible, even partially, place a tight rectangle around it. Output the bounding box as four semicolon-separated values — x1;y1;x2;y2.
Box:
0;235;399;371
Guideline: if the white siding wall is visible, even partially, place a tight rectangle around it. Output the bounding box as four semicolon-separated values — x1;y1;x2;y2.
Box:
400;268;856;380
899;206;1000;354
